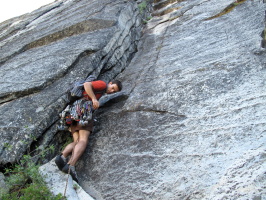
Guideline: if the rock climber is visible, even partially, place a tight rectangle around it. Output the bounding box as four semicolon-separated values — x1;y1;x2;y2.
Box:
55;78;122;183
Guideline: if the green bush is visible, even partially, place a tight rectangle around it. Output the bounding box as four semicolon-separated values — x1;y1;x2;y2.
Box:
138;1;147;14
0;151;64;199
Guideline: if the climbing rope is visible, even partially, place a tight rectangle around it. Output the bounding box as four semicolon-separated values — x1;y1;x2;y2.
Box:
63;141;78;197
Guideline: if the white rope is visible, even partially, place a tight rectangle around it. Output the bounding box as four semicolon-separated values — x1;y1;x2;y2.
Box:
63;140;78;198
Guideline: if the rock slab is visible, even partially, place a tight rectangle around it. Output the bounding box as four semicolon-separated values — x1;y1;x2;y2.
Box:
78;0;266;199
39;157;94;200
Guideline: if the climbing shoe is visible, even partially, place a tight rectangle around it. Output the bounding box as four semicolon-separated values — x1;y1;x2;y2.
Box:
62;164;79;183
55;154;67;171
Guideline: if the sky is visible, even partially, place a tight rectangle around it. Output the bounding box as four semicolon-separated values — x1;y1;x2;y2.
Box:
0;0;56;23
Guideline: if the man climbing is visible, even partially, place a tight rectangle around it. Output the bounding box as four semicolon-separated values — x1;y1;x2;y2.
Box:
55;78;122;183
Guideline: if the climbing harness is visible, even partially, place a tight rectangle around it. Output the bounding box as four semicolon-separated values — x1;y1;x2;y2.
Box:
58;75;106;131
58;99;93;131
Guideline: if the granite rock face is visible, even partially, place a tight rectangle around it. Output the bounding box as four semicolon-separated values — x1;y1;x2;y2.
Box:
78;0;266;199
0;0;143;165
0;0;266;199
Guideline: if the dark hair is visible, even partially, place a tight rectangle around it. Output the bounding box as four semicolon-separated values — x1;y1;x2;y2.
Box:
112;80;122;91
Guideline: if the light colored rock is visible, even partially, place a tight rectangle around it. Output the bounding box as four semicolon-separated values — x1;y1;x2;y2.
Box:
0;0;265;199
39;158;94;200
207;148;266;200
78;0;266;199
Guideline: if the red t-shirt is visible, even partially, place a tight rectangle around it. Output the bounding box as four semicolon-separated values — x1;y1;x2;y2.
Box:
83;80;107;100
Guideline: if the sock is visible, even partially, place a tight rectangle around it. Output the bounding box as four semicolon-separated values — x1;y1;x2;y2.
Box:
61;155;66;162
70;165;76;171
